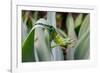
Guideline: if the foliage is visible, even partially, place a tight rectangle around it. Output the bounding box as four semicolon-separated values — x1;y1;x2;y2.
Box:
22;11;90;62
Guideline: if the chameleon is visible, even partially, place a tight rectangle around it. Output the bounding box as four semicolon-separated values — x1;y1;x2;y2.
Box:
34;23;73;49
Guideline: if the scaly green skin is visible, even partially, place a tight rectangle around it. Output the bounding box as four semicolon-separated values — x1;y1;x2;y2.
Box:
50;27;71;48
34;23;72;49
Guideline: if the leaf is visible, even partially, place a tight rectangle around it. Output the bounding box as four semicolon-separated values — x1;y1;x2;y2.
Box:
22;12;40;62
74;28;90;59
21;20;28;43
22;28;35;62
31;11;39;26
66;13;77;48
78;14;90;38
22;11;29;43
22;11;29;23
47;12;56;28
34;27;52;61
74;14;90;59
26;18;33;32
34;18;53;61
66;13;78;60
22;18;53;62
52;46;64;61
75;14;83;28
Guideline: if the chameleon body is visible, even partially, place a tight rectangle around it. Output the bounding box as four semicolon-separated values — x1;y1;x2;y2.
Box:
34;23;72;49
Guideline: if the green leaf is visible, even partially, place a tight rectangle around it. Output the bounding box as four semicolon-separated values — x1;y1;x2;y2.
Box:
22;28;35;62
66;13;77;48
26;18;33;32
75;14;83;28
34;27;52;61
66;13;78;60
74;14;90;59
78;14;90;38
74;28;90;59
22;18;52;62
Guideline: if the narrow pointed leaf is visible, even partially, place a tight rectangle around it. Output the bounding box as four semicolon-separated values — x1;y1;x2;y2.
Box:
75;14;83;28
22;28;35;62
74;28;90;59
34;27;52;61
66;13;77;46
78;14;90;38
66;13;78;60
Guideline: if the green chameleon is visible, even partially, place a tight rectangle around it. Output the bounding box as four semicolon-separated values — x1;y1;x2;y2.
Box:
34;23;73;48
